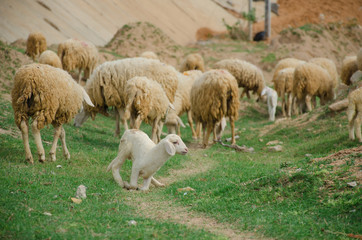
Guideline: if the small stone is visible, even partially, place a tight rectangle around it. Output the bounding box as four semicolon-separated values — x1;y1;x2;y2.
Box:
305;154;312;157
266;140;283;146
43;212;52;216
76;185;87;199
347;181;357;187
56;165;62;168
259;139;263;142
268;145;283;152
128;220;137;226
203;154;208;157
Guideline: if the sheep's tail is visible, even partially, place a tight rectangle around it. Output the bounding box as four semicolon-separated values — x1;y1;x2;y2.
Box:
81;87;94;107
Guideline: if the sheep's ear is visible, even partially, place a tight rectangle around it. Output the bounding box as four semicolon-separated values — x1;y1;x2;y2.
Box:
177;116;186;128
81;87;94;107
261;87;267;96
164;140;176;156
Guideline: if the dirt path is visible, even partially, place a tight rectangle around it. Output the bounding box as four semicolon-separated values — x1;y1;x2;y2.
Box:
122;148;270;240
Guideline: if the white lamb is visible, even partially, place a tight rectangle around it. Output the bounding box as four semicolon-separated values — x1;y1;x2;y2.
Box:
107;129;188;191
261;86;278;122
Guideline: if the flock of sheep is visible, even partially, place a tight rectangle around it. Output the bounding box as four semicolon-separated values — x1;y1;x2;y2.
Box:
10;31;362;188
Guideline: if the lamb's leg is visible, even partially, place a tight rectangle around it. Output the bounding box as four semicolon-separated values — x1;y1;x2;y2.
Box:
49;125;62;162
59;126;70;160
109;154;127;188
347;105;356;141
305;95;313;112
20;120;33;164
31;120;45;163
269;105;276;122
139;177;153;191
128;167;140;190
230;119;236;145
151;177;165;187
354;112;362;142
202;123;213;148
187;111;197;139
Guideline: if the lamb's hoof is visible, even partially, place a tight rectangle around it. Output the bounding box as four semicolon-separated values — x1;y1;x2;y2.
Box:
64;152;70;160
26;157;34;164
49;153;56;162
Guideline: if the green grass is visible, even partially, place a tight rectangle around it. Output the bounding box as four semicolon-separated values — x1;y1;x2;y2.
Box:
0;93;361;240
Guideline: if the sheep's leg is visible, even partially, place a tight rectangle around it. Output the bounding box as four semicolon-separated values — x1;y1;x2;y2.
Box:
305;95;313;112
240;89;247;99
49;125;62;162
157;121;164;143
115;109;121;137
119;108;129;131
133;115;142;129
246;90;251;99
20;120;34;164
281;95;286;117
194;122;201;140
187;111;197;139
213;125;218;142
355;112;362;142
151;116;161;143
230;119;236;145
78;68;82;83
139;177;153;191
287;93;293;117
347;107;356;141
202;123;213;148
31;120;46;163
59;126;70;160
151;177;165;187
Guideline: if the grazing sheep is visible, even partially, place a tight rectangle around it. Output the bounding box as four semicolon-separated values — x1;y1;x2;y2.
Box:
214;59;265;99
293;62;334;113
273;67;295;117
341;56;358;86
309;57;339;91
190;69;239;147
38;50;62;69
347;87;362;142
107;129;188;191
272;58;305;86
140;51;159;60
123;76;173;143
165;70;203;138
179;53;205;72
58;39;99;82
261;86;278;121
25;32;47;60
357;48;362;71
73;58;179;137
11;63;94;164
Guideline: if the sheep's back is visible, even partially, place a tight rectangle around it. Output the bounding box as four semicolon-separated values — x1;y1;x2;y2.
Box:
272;58;305;83
309;58;338;89
11;64;83;129
340;56;358;85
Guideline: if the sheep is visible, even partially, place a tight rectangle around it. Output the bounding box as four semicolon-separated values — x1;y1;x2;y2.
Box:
292;62;334;113
190;69;239;147
357;48;362;71
261;86;278;121
309;57;339;91
140;51;159;60
107;129;188;191
272;58;305;86
25;32;47;60
57;39;99;83
123;76;173;143
273;67;295;117
214;59;265;99
179;53;205;73
73;58;179;137
347;87;362;142
341;56;358;85
11;63;94;164
165;70;203;138
38;50;62;69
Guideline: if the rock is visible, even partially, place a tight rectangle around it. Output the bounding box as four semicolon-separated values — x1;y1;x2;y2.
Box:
43;212;52;216
76;185;87;199
177;187;195;192
305;154;313;157
71;197;82;204
268;145;283;152
347;181;357;187
128;220;137;226
266;140;283;146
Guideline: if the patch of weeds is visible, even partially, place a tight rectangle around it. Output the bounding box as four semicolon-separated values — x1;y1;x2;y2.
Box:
261;53;276;63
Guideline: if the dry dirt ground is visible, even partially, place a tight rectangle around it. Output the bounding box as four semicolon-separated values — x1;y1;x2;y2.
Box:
1;1;361;238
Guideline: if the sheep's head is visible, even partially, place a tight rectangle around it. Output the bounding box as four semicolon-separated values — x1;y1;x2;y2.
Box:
73;108;91;127
165;110;185;135
163;134;188;156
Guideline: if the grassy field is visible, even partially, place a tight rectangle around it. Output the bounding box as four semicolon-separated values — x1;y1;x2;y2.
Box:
0;90;361;239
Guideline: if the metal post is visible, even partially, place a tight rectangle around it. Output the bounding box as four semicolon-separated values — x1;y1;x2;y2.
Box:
265;0;271;39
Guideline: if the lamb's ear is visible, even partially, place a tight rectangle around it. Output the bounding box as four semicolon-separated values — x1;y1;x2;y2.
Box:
81;87;94;107
164;140;176;156
177;116;186;128
220;117;227;131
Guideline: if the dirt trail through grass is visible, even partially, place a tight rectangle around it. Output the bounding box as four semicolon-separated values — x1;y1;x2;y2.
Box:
122;148;270;240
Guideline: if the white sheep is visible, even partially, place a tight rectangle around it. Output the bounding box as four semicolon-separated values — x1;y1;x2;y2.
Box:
107;129;188;191
179;53;205;72
341;56;358;85
73;58;179;137
347;87;362;142
11;63;94;164
273;67;295;117
58;39;99;82
38;50;62;69
25;32;47;60
123;76;173;143
261;86;278;122
214;59;265;99
293;62;335;113
190;69;239;147
165;70;203;138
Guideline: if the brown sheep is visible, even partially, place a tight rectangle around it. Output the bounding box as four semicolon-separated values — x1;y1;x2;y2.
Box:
179;53;205;72
38;50;62;69
347;87;362;142
25;32;47;60
190;69;239;147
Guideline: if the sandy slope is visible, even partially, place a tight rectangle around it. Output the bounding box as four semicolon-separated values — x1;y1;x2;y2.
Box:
0;0;243;46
